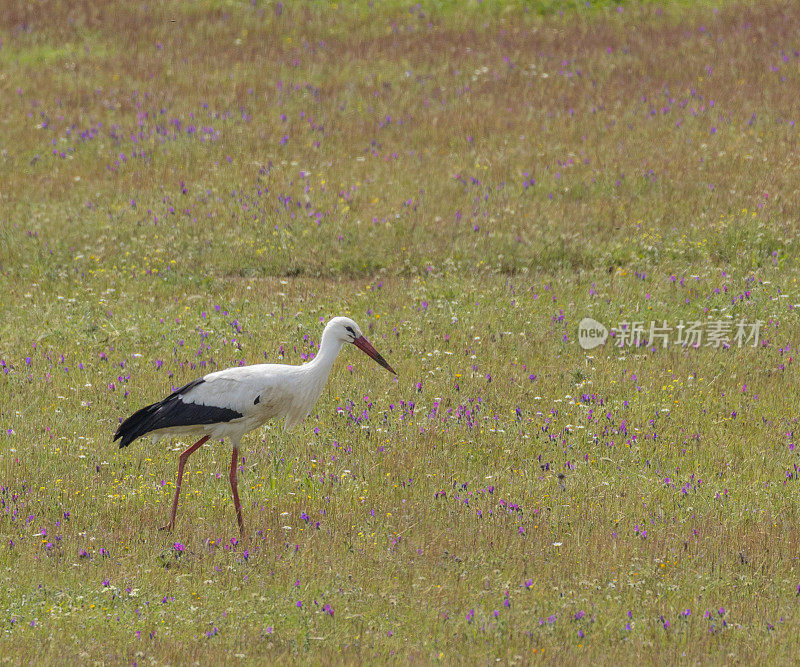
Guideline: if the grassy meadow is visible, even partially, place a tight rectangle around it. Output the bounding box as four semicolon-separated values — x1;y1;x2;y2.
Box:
3;0;800;662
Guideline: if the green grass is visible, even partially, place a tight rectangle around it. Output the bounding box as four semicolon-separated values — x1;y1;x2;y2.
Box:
2;0;800;662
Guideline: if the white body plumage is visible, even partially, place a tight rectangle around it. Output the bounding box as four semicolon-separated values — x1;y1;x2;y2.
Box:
114;316;396;534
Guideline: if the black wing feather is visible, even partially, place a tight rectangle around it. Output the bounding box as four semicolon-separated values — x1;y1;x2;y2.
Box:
113;378;243;448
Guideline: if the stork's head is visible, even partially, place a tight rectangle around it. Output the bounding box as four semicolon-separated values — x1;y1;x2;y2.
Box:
325;316;397;375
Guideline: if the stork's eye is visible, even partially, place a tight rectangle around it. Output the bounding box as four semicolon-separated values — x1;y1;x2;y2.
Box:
345;325;355;335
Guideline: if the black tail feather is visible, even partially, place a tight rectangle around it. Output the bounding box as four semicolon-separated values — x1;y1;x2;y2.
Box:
114;379;205;448
114;400;164;448
114;378;242;448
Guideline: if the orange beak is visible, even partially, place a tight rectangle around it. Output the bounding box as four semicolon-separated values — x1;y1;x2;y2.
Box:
353;336;397;375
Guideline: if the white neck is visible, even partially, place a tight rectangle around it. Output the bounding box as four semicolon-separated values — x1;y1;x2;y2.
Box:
303;326;345;380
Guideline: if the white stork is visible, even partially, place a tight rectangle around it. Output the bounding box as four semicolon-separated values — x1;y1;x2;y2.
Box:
114;316;396;534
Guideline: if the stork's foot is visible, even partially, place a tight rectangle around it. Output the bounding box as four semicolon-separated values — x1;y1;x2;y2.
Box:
159;522;174;532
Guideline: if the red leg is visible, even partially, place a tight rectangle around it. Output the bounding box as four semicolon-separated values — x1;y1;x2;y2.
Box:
160;435;210;532
229;448;245;535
